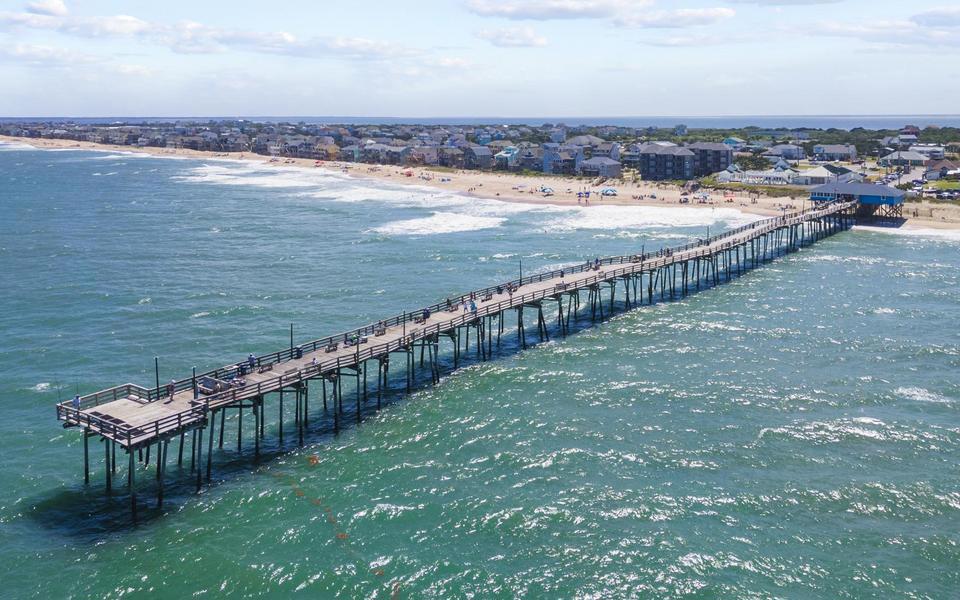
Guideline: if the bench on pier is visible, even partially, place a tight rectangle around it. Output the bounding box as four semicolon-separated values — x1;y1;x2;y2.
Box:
197;376;229;396
630;255;643;263
283;367;299;377
257;363;274;374
481;293;493;302
325;342;338;353
375;328;386;337
554;282;569;292
414;316;425;324
88;410;127;427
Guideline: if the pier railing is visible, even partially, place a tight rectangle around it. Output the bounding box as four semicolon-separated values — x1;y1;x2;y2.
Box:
59;201;853;431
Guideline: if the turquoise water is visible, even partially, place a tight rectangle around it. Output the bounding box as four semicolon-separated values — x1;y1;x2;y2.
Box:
1;143;958;598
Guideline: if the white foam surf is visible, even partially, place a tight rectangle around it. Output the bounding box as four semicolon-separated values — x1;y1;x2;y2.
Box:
372;212;506;236
0;141;38;151
542;205;760;233
855;225;960;243
173;163;333;188
895;386;953;404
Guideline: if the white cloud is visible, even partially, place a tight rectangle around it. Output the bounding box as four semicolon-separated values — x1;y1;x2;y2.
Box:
641;32;761;46
465;0;645;20
816;17;960;48
477;26;548;46
433;57;472;68
25;0;67;17
728;0;842;5
616;7;735;28
111;63;154;77
466;1;732;29
0;9;415;60
1;42;95;65
911;7;960;28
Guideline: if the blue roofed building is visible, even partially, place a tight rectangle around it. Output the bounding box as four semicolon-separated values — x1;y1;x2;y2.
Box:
810;182;906;221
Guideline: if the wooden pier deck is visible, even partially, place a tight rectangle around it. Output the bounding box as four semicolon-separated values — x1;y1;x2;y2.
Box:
56;201;855;509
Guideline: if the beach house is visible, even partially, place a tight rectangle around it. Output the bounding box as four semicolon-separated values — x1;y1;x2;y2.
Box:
438;147;465;168
813;144;857;161
909;145;946;161
637;144;695;181
924;159;959;181
579;157;622;179
793;164;862;186
878;151;928;167
464;145;494;170
494;146;520;170
687;142;733;177
763;144;805;162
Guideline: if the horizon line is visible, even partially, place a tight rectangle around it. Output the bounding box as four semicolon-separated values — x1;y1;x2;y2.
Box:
3;113;960;121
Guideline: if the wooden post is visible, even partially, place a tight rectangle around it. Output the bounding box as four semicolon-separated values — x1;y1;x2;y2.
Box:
195;424;204;492
207;410;215;481
177;431;184;467
333;375;340;434
254;401;260;456
129;449;136;518
104;437;112;494
155;441;163;482
157;439;167;508
83;430;89;485
237;398;243;452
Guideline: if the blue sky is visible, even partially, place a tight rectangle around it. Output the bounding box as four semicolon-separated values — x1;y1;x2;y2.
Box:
1;0;958;117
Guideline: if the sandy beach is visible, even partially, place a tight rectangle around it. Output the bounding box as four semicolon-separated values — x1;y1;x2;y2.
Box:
4;135;959;230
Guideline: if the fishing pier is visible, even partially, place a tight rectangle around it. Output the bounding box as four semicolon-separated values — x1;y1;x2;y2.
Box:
56;201;855;514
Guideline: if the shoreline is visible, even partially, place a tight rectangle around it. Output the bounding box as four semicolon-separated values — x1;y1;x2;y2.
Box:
3;135;959;230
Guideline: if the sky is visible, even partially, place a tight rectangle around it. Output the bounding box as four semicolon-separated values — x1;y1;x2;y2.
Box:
1;0;959;118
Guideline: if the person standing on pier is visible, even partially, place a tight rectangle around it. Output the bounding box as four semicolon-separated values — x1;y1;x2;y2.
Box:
166;379;176;403
72;394;80;411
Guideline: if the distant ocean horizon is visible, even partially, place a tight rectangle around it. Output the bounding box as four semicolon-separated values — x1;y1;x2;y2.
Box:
3;114;960;130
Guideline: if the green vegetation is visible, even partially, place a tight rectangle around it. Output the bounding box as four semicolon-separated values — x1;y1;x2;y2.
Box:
932;180;960;190
734;154;771;171
700;176;806;198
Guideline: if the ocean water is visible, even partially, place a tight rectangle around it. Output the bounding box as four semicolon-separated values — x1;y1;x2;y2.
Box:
1;142;959;598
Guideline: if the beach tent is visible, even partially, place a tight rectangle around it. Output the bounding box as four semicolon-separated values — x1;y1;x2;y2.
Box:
601;188;617;196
